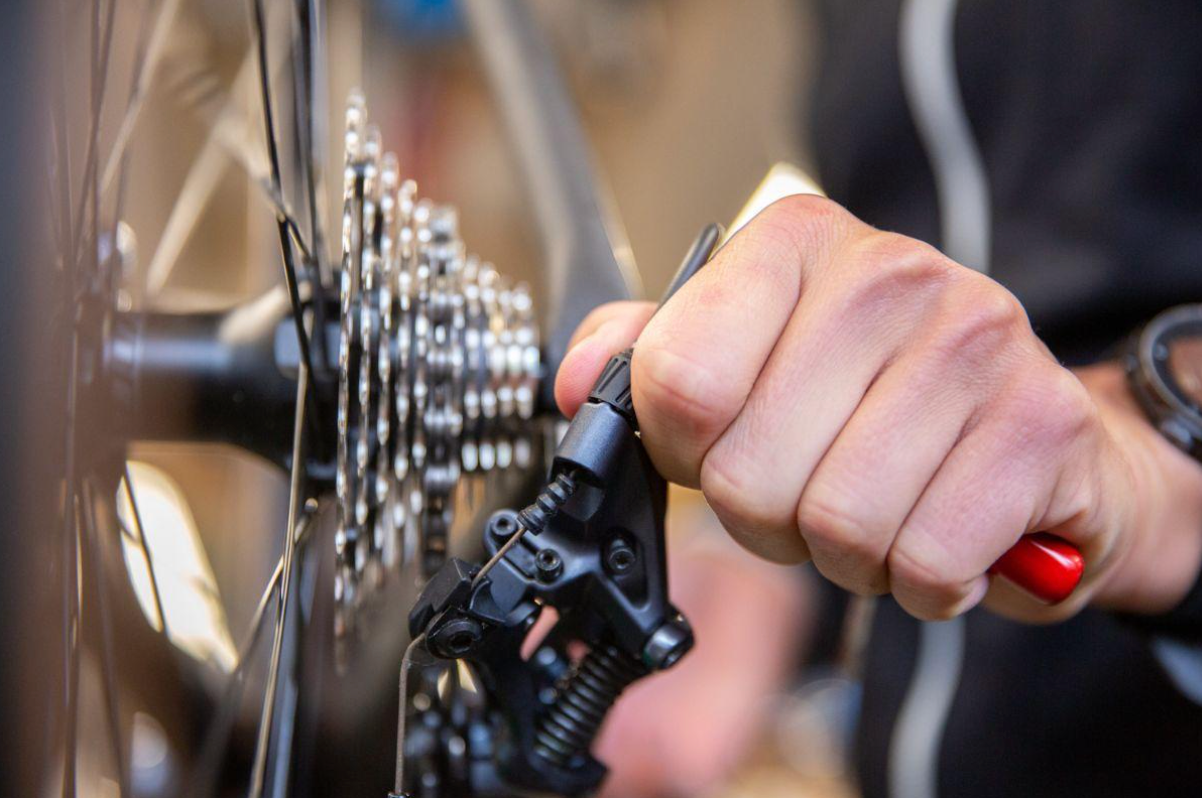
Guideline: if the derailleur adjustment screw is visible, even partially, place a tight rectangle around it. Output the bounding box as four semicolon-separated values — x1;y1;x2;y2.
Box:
587;349;637;424
642;617;694;671
488;510;520;541
605;538;636;574
429;616;484;659
535;548;563;582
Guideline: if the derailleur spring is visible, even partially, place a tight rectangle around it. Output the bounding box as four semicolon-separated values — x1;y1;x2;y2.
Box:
532;643;646;768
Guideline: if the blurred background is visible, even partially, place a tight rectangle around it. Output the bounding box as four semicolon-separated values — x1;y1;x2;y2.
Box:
125;0;816;307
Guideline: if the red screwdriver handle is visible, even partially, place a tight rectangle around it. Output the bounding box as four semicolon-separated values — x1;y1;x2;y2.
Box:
988;533;1084;604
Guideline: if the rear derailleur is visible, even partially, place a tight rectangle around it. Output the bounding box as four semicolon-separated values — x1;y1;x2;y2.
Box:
395;227;722;798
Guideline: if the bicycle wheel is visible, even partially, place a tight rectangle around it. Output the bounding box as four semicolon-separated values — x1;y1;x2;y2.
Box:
15;1;581;796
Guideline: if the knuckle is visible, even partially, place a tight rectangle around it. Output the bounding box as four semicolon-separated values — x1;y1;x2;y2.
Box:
700;452;794;538
632;343;740;439
1006;366;1097;449
842;233;956;312
797;486;867;553
861;233;953;280
742;194;852;263
964;281;1027;334
759;193;850;231
797;487;891;594
936;281;1029;357
887;541;966;612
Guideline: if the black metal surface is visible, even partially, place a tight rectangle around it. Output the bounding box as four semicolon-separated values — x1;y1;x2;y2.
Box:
660;222;723;308
399;222;720;797
105;289;338;469
407;368;692;797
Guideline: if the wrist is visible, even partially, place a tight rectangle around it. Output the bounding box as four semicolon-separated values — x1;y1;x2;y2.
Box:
1076;363;1202;614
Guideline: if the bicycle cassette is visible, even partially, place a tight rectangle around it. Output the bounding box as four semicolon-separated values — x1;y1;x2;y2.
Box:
336;92;539;640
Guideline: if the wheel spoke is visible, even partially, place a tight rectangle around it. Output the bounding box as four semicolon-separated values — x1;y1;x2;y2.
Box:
69;0;117;272
142;140;232;298
186;511;314;798
115;517;139;545
143;39;314;299
81;481;132;798
247;358;311;798
122;463;168;635
238;512;314;672
50;0;74;273
58;156;82;793
111;0;160;262
291;0;328;282
290;0;333;383
47;2;334;796
301;0;329;282
251;0;320;389
265;546;305;798
59;494;81;798
101;0;185;196
142;148;314;300
45;134;66;263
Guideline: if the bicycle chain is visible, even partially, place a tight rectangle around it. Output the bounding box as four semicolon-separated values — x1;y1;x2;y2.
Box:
336;93;539;643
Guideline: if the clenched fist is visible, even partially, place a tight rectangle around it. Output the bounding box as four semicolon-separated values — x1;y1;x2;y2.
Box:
556;196;1202;623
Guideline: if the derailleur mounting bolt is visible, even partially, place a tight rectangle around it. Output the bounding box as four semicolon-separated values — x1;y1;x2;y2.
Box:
535;548;563;582
605;538;636;574
430;616;484;659
489;511;519;540
642;616;694;671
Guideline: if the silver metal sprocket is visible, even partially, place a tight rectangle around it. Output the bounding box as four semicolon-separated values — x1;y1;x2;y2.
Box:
335;93;539;643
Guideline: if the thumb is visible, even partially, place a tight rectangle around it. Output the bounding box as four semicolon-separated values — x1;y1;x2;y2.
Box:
554;301;656;417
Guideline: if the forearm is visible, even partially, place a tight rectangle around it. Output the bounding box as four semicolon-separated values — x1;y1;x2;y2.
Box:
1078;363;1202;615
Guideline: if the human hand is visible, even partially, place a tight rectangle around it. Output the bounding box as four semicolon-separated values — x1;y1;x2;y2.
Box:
556;196;1202;622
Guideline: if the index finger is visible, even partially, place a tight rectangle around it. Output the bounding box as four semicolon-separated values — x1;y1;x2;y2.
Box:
631;195;860;486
